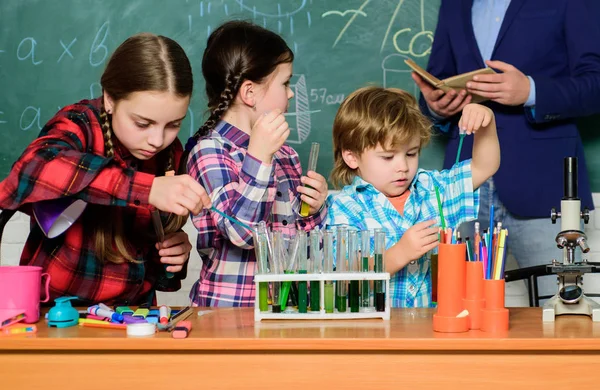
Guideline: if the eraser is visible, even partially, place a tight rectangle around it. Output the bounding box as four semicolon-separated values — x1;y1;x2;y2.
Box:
116;306;134;315
122;314;147;324
133;308;149;318
172;320;192;339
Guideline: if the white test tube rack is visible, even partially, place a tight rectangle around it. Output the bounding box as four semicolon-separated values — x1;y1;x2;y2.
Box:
253;271;391;321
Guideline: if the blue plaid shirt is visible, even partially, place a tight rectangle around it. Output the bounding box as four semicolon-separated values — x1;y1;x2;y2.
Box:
326;160;479;308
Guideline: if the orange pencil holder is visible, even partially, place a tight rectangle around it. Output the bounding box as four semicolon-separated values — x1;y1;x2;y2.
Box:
463;261;485;330
433;243;469;333
481;279;509;333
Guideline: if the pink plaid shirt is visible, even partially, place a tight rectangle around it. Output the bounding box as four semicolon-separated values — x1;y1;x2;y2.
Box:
187;121;326;306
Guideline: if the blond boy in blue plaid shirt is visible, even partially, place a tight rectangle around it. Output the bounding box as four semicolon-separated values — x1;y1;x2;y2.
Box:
326;87;500;307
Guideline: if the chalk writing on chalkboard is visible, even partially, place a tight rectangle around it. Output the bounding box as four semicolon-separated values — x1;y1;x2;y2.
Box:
17;37;43;65
15;23;111;67
20;107;41;132
382;53;419;97
0;0;450;183
57;38;77;63
90;22;110;67
234;0;307;18
324;0;433;57
90;83;102;101
286;74;320;145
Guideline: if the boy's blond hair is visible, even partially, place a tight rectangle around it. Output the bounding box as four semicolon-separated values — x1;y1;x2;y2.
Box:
330;86;432;188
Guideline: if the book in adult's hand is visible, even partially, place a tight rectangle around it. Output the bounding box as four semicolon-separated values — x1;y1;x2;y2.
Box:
405;58;496;103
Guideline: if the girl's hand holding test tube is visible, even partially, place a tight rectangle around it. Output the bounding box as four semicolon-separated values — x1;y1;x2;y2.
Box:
298;143;327;216
155;231;193;274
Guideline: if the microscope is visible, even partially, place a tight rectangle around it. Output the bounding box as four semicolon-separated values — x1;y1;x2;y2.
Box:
544;157;600;322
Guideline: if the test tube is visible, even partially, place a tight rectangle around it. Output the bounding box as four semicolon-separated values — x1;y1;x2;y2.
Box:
280;235;299;311
252;222;270;312
360;230;372;310
336;226;348;313
310;227;322;312
271;231;284;313
348;230;360;313
300;142;320;217
323;229;334;313
297;231;308;313
374;229;386;312
259;221;273;260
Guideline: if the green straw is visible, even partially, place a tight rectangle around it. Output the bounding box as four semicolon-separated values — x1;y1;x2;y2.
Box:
211;206;251;230
434;185;446;230
456;132;466;165
465;238;473;261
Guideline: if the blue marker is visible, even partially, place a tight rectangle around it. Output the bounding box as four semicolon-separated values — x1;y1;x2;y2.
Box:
87;305;124;323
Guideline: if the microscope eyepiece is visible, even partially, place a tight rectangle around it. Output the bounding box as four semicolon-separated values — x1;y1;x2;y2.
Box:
563;157;578;200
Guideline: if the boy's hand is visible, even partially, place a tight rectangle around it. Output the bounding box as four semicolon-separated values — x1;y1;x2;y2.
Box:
156;231;192;273
248;109;290;163
458;103;494;135
297;171;328;215
397;220;439;264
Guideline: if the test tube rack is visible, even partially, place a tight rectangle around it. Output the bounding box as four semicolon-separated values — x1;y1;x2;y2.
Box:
253;271;390;321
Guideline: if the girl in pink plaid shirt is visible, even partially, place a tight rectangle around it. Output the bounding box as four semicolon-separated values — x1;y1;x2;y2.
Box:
183;21;329;307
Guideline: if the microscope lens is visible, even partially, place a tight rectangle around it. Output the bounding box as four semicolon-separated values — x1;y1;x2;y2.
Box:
560;285;583;303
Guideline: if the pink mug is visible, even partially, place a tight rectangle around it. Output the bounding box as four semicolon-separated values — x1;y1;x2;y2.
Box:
0;266;51;323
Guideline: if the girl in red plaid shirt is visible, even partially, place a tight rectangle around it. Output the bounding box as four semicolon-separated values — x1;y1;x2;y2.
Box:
0;33;211;306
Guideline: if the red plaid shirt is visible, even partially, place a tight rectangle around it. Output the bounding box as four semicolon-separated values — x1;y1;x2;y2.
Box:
0;98;186;306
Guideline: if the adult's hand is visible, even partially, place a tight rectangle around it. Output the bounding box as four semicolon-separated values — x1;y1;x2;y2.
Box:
412;72;472;118
466;60;530;106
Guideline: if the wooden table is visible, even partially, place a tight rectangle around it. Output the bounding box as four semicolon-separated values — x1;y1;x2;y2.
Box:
1;308;600;389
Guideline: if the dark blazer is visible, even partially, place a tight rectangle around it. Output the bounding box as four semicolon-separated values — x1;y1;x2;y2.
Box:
422;0;600;217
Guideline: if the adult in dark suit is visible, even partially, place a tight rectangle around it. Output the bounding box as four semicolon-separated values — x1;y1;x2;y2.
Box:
413;0;600;304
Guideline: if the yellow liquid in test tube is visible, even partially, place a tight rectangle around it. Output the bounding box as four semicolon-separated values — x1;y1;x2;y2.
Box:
300;142;320;217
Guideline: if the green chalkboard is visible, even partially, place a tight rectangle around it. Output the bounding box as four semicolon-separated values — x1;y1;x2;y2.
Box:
579;115;600;191
0;0;446;187
4;1;598;191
